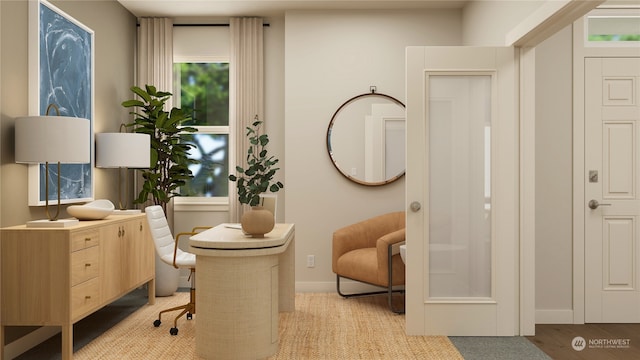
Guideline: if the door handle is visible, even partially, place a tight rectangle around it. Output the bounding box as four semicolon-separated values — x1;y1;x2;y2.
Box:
588;199;611;210
410;201;421;212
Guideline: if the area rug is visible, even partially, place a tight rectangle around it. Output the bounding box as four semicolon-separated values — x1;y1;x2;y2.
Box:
449;336;552;360
73;292;462;359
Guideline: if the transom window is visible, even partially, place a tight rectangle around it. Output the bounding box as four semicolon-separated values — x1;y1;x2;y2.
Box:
585;9;640;46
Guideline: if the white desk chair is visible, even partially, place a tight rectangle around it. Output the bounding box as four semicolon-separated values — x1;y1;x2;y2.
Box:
146;205;206;335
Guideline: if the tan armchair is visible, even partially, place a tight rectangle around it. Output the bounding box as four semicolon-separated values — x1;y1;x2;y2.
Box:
332;211;406;313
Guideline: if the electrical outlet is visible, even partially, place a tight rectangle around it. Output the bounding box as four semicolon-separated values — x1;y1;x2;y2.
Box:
307;255;315;268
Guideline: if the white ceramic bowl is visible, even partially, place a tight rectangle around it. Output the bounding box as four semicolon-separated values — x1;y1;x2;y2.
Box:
67;199;115;220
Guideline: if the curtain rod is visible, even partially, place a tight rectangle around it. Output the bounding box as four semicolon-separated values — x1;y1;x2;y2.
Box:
136;23;270;27
175;23;269;27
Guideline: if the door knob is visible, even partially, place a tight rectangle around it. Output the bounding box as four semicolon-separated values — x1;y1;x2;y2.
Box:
588;199;611;210
410;201;421;212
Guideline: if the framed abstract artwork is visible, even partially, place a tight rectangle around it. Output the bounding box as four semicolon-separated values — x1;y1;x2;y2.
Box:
28;0;94;206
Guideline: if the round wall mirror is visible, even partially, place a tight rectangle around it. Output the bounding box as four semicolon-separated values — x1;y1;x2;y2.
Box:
326;92;406;186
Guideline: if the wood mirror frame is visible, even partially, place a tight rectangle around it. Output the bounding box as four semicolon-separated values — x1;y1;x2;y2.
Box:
326;91;406;186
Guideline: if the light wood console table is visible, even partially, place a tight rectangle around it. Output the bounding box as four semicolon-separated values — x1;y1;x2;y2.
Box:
0;214;155;360
189;223;295;360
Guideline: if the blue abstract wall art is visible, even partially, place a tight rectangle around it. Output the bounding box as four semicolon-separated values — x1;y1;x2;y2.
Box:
30;0;94;205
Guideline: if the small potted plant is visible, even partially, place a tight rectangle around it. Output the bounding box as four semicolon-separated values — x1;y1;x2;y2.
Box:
229;116;283;236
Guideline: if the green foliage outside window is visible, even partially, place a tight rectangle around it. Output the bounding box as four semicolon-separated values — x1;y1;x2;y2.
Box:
174;62;230;198
588;34;640;41
175;63;229;126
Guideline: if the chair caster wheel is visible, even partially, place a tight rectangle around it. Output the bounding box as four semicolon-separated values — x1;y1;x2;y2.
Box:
187;313;193;320
153;319;161;327
170;327;178;336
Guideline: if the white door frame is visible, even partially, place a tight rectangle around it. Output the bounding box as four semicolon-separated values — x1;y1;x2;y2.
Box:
572;14;640;324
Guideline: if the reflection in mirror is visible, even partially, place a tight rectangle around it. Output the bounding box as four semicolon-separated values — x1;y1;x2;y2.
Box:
327;92;405;186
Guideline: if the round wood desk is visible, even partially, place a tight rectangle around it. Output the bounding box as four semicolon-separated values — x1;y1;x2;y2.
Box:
189;223;295;360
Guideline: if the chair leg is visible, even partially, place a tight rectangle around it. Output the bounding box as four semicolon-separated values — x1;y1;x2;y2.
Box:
336;274;405;313
336;275;389;298
388;245;405;314
153;269;196;335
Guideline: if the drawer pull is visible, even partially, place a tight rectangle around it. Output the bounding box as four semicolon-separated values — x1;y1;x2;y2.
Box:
140;223;143;232
85;263;92;267
85;237;91;241
85;295;92;300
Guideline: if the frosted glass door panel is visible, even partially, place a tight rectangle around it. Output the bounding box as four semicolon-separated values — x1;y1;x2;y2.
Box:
429;75;492;299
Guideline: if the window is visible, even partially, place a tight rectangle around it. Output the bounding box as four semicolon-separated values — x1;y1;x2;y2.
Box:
585;9;640;46
174;62;230;199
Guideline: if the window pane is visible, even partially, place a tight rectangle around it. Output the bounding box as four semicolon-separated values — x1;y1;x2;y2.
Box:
181;134;229;197
174;63;229;126
588;16;640;42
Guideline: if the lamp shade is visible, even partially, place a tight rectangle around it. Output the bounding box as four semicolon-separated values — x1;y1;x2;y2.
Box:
15;116;90;164
95;133;150;168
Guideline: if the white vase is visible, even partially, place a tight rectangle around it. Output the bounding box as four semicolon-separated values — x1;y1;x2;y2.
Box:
155;252;179;296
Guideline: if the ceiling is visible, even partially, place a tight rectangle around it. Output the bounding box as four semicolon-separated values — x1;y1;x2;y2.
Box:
117;0;469;18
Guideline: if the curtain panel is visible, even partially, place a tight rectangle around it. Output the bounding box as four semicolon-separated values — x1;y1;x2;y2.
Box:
137;17;174;108
135;18;174;217
229;17;265;222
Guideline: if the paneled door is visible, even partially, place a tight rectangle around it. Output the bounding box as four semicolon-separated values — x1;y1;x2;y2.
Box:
585;57;640;322
405;47;518;335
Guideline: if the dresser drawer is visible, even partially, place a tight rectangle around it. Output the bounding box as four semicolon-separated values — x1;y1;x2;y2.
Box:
71;229;100;252
71;246;100;286
71;277;100;319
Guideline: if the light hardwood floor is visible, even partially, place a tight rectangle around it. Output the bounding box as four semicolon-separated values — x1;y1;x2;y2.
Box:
527;324;640;360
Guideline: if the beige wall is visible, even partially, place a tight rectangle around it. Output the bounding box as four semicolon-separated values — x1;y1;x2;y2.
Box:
0;0;136;350
284;9;462;290
462;0;544;45
0;0;136;228
535;25;574;321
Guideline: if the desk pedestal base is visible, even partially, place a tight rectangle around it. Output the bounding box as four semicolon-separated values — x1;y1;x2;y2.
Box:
196;254;279;359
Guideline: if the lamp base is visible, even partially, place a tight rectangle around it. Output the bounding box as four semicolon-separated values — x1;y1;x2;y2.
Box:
26;218;79;228
113;209;142;215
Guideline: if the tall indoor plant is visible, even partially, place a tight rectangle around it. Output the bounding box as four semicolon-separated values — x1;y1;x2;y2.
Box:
122;85;197;297
122;85;197;213
229;116;283;236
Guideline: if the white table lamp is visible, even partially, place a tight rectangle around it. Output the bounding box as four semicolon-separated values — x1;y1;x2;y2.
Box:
96;131;150;213
15;113;91;227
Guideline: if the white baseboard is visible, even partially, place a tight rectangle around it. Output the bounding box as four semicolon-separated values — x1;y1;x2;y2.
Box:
295;281;336;293
5;326;60;360
182;279;383;294
185;278;388;293
295;280;399;294
536;309;574;324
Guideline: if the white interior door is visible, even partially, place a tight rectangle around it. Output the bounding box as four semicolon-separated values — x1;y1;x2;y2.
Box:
405;47;518;335
585;57;640;323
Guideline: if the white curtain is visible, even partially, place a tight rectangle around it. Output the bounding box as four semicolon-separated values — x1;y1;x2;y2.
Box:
135;17;174;217
137;18;174;108
229;17;264;222
136;18;178;296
